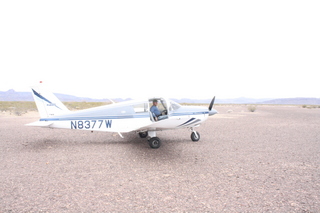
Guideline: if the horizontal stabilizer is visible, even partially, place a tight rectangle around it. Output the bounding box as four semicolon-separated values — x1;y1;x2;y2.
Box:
25;121;54;127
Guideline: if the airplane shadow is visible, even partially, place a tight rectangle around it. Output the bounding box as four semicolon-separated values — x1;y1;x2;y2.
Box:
23;130;194;161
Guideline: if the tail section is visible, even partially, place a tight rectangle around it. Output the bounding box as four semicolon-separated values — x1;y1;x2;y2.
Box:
31;84;69;118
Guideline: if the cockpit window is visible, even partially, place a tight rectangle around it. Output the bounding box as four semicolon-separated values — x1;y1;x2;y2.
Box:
133;103;148;113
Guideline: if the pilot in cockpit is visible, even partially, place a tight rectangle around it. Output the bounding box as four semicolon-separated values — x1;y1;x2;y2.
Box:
150;99;168;121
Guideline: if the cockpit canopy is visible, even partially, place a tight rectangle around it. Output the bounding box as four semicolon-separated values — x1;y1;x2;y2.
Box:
148;98;181;113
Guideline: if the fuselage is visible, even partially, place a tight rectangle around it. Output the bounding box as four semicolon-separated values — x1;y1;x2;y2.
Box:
34;98;217;133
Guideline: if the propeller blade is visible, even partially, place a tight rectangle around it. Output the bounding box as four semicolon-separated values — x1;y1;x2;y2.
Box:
208;96;215;111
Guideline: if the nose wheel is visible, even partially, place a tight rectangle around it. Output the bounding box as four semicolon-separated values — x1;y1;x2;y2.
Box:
191;131;200;142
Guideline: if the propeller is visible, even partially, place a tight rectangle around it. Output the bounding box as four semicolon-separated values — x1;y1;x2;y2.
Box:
208;96;217;116
208;96;215;111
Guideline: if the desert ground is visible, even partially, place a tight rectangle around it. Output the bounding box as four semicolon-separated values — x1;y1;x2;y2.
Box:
0;105;319;212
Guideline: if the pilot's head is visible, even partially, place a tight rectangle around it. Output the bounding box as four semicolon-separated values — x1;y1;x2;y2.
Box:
153;99;158;105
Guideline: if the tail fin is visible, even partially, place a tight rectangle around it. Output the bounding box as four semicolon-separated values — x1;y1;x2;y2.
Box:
31;84;69;118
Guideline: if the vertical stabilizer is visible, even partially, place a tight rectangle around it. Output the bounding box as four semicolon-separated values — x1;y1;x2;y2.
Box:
31;83;69;118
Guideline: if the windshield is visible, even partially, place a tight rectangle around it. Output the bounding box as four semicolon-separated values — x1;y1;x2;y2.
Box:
170;101;181;111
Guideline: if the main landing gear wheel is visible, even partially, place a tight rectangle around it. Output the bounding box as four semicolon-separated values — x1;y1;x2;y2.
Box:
191;131;200;142
148;137;161;149
139;132;148;138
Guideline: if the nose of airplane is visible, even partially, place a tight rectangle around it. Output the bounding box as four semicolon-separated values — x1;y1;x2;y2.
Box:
209;108;218;116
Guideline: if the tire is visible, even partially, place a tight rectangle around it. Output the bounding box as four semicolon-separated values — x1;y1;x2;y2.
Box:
139;132;148;138
148;137;161;149
191;131;200;142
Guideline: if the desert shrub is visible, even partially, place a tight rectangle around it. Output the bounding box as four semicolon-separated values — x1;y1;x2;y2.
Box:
14;111;22;116
0;101;111;115
248;105;256;112
302;105;320;109
0;101;37;116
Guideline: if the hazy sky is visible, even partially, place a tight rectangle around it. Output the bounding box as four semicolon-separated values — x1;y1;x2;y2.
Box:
1;1;319;99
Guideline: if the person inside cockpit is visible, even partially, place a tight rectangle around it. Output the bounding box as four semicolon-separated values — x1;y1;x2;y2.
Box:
150;99;168;121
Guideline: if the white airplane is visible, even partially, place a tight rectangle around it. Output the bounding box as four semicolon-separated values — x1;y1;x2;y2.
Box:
26;83;218;149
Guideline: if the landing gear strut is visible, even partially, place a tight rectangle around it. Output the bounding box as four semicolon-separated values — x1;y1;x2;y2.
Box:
144;131;161;149
190;127;200;142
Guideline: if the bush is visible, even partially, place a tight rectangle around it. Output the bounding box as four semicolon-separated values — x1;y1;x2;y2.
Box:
248;105;256;112
302;105;320;109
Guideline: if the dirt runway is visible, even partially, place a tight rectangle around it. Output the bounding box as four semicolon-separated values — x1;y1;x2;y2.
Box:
1;105;319;212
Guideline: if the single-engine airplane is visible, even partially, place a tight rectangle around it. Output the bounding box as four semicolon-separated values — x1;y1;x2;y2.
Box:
26;83;217;149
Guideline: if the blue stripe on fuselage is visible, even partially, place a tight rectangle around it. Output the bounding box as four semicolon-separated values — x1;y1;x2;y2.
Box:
40;114;149;121
172;111;208;116
39;111;209;122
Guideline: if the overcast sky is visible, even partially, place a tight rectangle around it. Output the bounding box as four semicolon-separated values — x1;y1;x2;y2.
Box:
0;1;319;99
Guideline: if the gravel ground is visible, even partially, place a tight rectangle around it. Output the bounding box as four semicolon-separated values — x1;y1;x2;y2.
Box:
0;105;319;212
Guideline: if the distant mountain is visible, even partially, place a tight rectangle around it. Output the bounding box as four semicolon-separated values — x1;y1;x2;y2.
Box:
0;89;33;101
0;90;127;102
260;98;320;105
172;97;274;104
1;90;319;105
216;97;274;104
